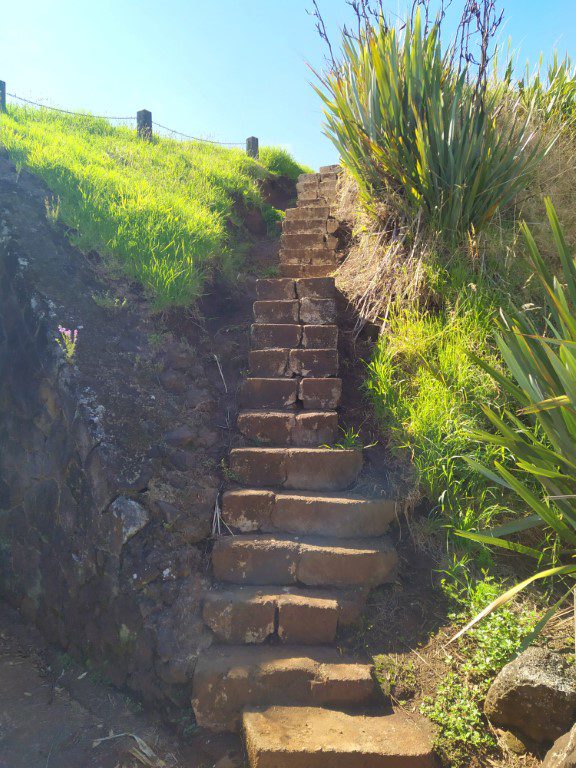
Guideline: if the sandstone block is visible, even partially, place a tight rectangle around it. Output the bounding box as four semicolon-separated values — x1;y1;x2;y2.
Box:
237;410;338;447
256;278;296;300
239;378;298;409
288;349;338;377
281;232;326;249
212;536;299;585
272;493;396;538
299;298;337;325
299;378;342;409
202;588;276;644
297;537;398;588
251;324;302;350
277;593;339;644
284;205;331;221
243;707;437;768
302;325;338;349
250;349;290;377
221;489;275;532
295;277;335;299
253;300;299;324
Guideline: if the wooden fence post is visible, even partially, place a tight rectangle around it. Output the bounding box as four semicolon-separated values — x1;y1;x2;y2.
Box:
0;82;6;113
137;109;152;140
246;136;259;158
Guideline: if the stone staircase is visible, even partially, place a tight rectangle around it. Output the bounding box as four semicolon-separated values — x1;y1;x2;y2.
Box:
192;167;435;766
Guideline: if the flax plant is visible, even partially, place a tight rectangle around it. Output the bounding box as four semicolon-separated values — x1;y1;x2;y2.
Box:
453;200;576;645
314;10;545;237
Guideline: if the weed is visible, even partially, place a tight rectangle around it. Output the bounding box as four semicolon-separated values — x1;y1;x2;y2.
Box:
421;578;537;768
44;195;60;225
220;458;239;483
321;425;374;451
56;325;78;362
92;290;127;309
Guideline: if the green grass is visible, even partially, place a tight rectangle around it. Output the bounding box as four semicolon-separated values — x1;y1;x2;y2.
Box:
365;289;511;532
0;106;309;308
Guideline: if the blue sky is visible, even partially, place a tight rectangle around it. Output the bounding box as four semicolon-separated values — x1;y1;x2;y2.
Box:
1;1;575;169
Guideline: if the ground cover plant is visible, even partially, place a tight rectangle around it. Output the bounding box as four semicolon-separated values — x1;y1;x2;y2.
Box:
0;106;309;308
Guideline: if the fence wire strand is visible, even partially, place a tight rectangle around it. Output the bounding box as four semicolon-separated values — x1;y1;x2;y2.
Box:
5;91;246;146
7;92;133;121
152;120;244;146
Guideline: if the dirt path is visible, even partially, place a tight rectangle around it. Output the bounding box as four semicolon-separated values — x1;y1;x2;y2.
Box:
0;603;243;768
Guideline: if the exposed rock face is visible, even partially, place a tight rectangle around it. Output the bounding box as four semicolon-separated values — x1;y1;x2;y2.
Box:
543;723;576;768
0;150;251;709
484;646;576;743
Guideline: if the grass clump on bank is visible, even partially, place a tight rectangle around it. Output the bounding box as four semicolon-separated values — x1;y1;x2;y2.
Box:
0;106;309;308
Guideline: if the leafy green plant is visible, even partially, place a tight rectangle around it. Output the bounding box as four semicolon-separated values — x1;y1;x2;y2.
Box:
422;577;536;768
314;10;545;236
455;200;576;641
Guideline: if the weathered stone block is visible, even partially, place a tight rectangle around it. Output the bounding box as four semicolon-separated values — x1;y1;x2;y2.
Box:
299;298;336;325
253;300;299;324
288;349;338;378
297;537;398;588
239;378;298;409
277;594;339;644
299;378;342;410
256;278;295;300
249;349;290;377
202;588;276;644
302;325;338;349
251;324;302;350
295;277;335;299
221;489;275;532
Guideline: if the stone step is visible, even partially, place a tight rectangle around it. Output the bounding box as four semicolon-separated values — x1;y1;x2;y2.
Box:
280;247;336;265
255;277;335;301
249;348;338;378
282;218;339;234
239;379;299;409
229;447;362;490
237;410;338;446
285;205;331;221
211;534;397;587
222;489;396;538
192;645;379;732
319;164;341;175
281;232;336;249
202;585;366;645
252;298;336;326
243;706;436;768
251;324;338;350
280;265;334;279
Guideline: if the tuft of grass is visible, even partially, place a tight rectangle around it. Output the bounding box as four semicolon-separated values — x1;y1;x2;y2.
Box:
0;107;309;308
259;146;314;180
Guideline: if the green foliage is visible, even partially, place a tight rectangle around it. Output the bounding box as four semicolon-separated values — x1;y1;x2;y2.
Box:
422;576;536;768
456;202;576;637
520;53;576;126
314;10;545;236
365;293;507;532
0;107;308;308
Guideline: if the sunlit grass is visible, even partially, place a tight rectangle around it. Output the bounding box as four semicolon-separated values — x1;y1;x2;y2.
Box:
0;106;309;308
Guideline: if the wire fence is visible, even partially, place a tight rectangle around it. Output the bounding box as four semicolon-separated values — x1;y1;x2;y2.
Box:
0;81;259;156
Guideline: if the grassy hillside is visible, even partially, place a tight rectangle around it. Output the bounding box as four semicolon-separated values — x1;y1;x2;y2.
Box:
0;106;310;308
